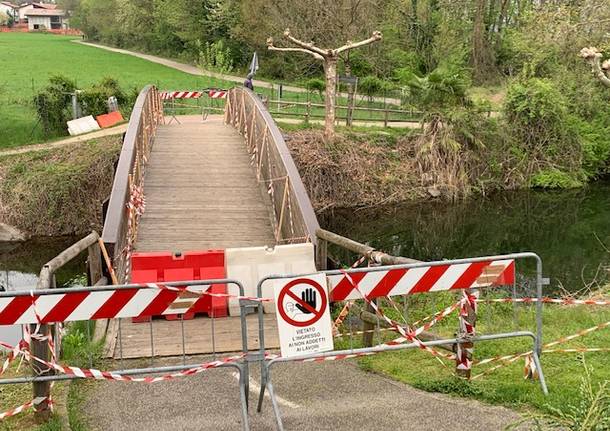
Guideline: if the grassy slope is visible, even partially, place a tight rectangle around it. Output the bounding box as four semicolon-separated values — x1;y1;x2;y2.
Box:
0;136;122;236
0;33;233;150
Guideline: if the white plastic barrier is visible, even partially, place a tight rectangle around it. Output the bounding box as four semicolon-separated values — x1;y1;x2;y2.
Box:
67;115;101;136
226;243;316;315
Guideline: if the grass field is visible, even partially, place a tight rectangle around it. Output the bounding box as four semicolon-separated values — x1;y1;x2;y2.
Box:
331;288;610;425
0;33;235;150
0;33;417;150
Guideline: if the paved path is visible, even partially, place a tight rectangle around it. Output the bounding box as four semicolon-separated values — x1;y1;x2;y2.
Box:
136;115;274;252
83;356;522;430
75;41;402;106
0;123;127;157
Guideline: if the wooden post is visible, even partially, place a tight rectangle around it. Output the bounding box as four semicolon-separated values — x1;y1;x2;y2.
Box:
316;238;328;270
306;101;311;123
456;289;477;379
87;240;103;286
361;300;377;347
32;323;52;421
384;108;389;128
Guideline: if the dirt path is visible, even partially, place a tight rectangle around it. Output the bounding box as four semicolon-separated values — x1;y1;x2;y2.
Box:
75;41;402;106
0;124;127;157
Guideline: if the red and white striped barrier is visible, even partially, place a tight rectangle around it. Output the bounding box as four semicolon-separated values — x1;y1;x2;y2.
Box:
0;284;272;325
160;91;203;100
208;90;227;99
329;259;515;301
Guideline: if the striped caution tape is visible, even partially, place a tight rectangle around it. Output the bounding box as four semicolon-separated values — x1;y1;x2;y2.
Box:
476;297;610;306
0;397;50;421
339;269;456;361
0;338;244;383
332;256;369;334
472;320;610;380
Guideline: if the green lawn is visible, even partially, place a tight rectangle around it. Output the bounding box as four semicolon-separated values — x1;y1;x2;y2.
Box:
0;33;234;150
0;33;415;150
335;291;610;422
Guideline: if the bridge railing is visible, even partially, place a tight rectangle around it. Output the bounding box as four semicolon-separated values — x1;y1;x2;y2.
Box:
101;85;163;282
225;87;320;256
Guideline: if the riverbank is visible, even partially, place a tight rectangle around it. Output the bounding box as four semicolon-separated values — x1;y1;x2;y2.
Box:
0;136;121;238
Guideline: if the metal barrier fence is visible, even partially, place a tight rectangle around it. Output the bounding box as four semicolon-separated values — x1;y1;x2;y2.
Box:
254;252;548;431
0;279;253;430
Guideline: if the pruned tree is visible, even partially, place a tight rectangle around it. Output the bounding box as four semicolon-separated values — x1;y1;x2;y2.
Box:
267;29;382;140
579;47;610;88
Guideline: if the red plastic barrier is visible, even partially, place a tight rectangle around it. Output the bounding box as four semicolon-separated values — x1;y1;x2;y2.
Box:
130;251;228;323
95;111;124;128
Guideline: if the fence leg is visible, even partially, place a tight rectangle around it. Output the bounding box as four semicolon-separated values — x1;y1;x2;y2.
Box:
238;365;251;431
266;369;285;431
32;324;52;421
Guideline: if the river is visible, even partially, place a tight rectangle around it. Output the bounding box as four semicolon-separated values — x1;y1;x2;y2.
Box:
322;181;610;292
0;238;86;346
1;182;609;344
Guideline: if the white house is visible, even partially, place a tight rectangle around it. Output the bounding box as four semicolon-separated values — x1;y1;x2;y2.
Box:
0;1;18;22
25;7;65;30
18;1;55;22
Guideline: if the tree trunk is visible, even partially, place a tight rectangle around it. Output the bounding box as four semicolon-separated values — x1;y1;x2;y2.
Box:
324;58;338;140
472;0;493;83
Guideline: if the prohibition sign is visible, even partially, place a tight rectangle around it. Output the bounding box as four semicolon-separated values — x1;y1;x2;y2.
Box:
277;278;328;327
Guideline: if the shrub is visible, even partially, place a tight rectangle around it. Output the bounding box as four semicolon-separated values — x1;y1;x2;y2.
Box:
358;76;385;100
504;78;582;185
306;78;325;100
79;78;127;117
33;75;77;135
396;64;470;109
197;39;234;74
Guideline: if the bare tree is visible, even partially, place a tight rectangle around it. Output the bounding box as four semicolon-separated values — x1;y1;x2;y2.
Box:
580;47;610;87
268;29;382;140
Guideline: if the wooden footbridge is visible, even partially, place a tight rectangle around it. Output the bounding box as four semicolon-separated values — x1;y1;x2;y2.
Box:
99;86;324;358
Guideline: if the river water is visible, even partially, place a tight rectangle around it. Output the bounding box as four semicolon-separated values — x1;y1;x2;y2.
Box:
1;182;609;344
0;238;86;347
323;181;610;292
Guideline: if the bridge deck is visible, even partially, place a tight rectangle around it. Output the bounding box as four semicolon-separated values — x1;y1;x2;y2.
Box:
136;115;275;252
109;115;279;359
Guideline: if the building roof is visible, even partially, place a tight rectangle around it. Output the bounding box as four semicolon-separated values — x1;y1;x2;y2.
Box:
1;2;19;8
19;2;56;9
24;7;63;16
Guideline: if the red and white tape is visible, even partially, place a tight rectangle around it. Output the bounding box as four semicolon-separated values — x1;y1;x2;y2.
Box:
161;91;203;100
0;397;50;421
208;90;227;99
477;297;610;306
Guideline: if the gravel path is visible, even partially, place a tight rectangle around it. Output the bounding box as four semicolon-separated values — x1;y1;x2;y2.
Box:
82;356;522;431
0;124;127;157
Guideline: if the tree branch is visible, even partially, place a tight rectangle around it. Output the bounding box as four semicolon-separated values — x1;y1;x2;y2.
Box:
334;31;383;55
580;46;610;88
282;28;329;57
267;42;324;60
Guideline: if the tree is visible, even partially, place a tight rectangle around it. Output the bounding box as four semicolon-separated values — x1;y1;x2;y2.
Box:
580;47;610;88
267;29;382;140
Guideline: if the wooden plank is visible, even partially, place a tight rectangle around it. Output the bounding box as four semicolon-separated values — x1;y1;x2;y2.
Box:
135;116;275;253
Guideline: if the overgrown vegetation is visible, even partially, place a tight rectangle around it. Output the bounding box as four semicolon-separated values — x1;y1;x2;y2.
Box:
33;75;134;136
330;285;610;425
0;136;121;236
